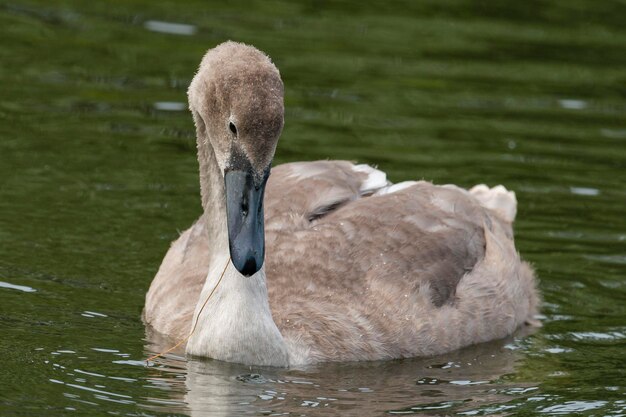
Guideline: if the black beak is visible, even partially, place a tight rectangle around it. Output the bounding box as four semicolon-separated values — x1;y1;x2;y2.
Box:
224;169;268;277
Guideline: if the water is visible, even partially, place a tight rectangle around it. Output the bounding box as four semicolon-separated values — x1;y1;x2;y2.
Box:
1;0;625;415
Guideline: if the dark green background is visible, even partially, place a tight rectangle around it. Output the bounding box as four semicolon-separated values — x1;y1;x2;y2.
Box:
1;0;624;415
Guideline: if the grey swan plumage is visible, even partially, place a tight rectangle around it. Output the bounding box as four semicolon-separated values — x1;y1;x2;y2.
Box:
143;41;539;366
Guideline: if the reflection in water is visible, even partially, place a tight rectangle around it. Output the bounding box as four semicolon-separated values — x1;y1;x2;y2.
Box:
143;330;537;416
0;280;37;293
569;186;600;197
557;99;587;110
154;101;187;112
143;20;197;36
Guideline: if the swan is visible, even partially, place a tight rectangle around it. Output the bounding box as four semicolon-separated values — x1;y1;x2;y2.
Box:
143;41;539;367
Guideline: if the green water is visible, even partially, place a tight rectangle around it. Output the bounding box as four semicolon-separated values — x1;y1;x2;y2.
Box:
1;0;625;415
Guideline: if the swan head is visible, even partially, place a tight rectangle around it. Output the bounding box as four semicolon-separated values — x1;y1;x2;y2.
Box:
188;41;284;277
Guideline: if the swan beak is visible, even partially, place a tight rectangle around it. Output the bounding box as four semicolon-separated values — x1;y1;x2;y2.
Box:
224;169;268;277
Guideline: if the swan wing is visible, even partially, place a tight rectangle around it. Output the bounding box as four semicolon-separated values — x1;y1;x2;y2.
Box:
264;161;513;311
265;160;389;230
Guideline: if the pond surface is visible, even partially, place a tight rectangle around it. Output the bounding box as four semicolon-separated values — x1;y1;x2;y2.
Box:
1;0;625;416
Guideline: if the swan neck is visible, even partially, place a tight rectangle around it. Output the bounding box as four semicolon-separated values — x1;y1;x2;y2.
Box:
191;121;289;366
187;260;289;366
196;127;228;258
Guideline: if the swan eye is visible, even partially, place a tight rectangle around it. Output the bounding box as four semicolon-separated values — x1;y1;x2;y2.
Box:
229;121;237;135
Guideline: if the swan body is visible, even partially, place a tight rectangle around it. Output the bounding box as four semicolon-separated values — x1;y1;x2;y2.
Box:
143;41;538;366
